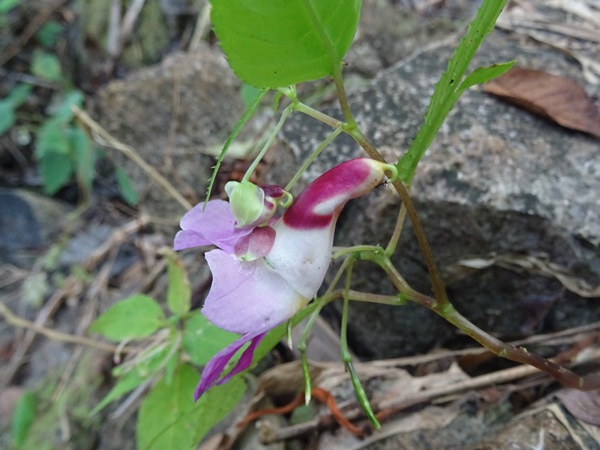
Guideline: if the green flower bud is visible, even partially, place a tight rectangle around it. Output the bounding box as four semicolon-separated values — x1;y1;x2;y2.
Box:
225;180;265;227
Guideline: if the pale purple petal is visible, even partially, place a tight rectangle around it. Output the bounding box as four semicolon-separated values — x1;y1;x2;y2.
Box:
193;329;266;401
202;249;307;334
177;200;253;253
173;230;211;250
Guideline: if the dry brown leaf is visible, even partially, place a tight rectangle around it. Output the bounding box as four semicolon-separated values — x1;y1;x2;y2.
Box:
555;389;600;426
483;67;600;138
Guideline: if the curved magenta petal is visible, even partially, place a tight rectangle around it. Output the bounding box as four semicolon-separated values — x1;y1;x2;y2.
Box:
283;158;386;230
193;329;266;401
202;249;307;334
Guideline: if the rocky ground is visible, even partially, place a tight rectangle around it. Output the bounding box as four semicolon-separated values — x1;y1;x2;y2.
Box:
1;0;600;449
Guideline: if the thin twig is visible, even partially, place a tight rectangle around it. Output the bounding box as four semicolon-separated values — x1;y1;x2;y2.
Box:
0;303;134;355
72;106;193;211
258;345;600;444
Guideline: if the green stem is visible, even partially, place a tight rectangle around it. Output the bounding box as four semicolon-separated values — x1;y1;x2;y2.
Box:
285;126;344;191
364;254;600;391
397;0;509;183
243;106;292;182
292;101;344;129
385;203;407;257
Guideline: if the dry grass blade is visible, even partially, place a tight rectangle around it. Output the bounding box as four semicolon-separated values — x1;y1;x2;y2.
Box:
483;67;600;138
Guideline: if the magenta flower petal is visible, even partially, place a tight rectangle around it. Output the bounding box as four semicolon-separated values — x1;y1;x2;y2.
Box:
233;226;276;260
202;249;307;334
193;329;266;401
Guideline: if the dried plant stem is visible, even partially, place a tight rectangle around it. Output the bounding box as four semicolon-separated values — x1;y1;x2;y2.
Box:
72;106;193;211
258;345;600;445
0;303;133;355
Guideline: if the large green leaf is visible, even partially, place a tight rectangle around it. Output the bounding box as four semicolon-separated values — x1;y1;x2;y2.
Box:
182;311;237;366
11;391;36;447
92;343;176;414
0;101;16;135
40;151;74;195
89;294;166;341
167;252;191;317
211;0;361;87
136;364;245;450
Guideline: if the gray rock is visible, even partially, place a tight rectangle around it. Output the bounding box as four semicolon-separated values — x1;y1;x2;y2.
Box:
96;43;245;223
279;31;600;358
0;189;71;267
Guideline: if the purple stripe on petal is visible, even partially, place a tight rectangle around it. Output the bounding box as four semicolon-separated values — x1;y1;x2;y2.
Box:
193;329;266;401
216;332;266;386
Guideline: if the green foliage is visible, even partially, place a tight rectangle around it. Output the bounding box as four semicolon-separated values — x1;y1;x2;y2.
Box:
136;365;245;450
167;252;191;317
210;0;361;88
31;50;62;81
11;391;36;448
240;83;263;108
89;294;166;340
396;0;511;183
36;21;63;48
2;39;134;203
115;166;140;206
92;343;176;414
182;311;236;366
0;84;31;135
90;255;250;448
0;0;20;14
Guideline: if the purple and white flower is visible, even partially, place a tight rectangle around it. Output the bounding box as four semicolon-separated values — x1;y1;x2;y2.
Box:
174;158;392;400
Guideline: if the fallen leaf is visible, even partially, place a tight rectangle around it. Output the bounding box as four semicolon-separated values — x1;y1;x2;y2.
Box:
483;67;600;138
555;389;600;426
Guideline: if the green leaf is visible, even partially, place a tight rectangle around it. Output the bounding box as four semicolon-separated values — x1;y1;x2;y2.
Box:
6;83;32;107
31;50;62;81
0;0;20;14
136;364;245;450
89;294;166;341
396;0;509;183
241;83;263;108
92;343;177;414
36;21;63;48
11;391;36;447
210;0;361;87
40;151;74;195
69;125;95;189
92;368;147;415
457;61;516;94
0;101;16;135
35;119;69;158
115;166;139;206
52;90;84;121
182;311;237;366
166;252;191;316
